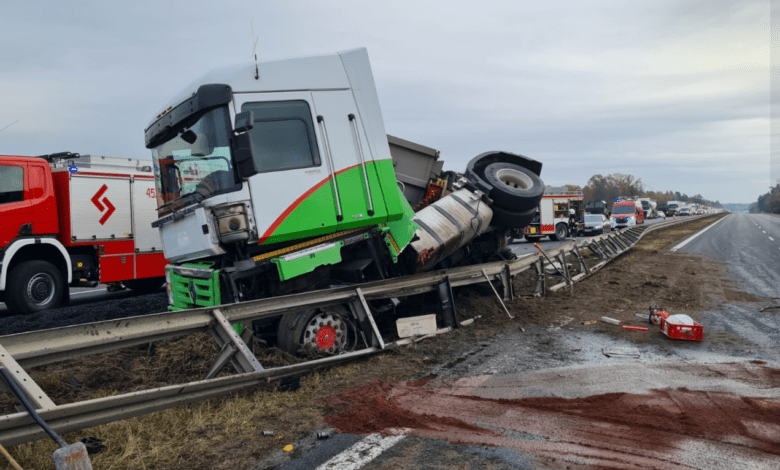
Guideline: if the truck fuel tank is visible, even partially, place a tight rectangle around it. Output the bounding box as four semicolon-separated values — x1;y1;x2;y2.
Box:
409;188;493;271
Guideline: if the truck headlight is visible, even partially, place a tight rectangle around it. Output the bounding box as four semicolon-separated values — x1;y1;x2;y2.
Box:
214;203;250;242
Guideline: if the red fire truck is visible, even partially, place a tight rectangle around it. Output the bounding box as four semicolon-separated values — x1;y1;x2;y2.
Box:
521;187;584;242
0;152;167;315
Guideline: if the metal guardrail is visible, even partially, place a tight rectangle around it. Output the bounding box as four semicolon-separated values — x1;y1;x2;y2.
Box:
0;214;718;447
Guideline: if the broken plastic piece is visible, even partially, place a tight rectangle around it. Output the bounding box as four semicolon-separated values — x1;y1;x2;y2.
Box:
283;444;293;452
600;316;622;326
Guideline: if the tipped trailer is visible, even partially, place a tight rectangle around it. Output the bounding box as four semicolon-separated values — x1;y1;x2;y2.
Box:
0;153;167;314
145;48;544;356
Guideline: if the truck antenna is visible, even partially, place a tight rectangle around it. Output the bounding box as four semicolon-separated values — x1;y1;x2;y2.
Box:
251;21;259;80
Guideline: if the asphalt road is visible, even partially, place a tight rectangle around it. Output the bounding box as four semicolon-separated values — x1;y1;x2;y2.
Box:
266;214;780;470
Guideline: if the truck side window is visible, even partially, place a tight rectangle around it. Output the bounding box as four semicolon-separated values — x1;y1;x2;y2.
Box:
0;166;24;204
241;100;321;173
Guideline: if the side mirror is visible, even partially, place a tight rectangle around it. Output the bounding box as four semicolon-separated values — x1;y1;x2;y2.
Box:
232;133;258;179
234;111;254;134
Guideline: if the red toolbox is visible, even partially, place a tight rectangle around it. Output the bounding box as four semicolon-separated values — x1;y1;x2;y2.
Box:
661;315;703;341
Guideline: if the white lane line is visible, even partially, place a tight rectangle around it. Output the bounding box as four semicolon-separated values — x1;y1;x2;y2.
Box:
770;237;776;242
671;216;728;252
316;430;409;470
70;288;108;296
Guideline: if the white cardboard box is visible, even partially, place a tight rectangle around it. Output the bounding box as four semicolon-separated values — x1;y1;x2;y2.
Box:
396;314;437;338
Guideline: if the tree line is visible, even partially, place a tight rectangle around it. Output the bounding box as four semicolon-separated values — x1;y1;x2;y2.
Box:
565;173;722;208
751;182;780;213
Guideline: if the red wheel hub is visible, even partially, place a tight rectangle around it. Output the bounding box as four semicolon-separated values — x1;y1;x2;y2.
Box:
315;325;338;350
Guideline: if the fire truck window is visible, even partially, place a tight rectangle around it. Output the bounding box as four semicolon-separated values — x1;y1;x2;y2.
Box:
241;100;321;173
0;166;24;204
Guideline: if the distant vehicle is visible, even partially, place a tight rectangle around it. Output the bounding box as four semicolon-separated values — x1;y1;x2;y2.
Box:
523;187;584;241
667;200;683;216
679;206;691;216
637;198;657;219
585;200;608;215
610;200;645;229
580;213;611;235
657;204;668;216
657;211;666;219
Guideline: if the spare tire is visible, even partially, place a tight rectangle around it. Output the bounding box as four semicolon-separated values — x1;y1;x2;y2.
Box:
483;163;544;212
489;204;537;229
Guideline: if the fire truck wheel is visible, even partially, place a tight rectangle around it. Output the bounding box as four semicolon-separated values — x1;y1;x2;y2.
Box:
550;223;569;241
482;163;544;212
489;204;537;229
124;278;165;294
5;260;65;315
277;305;357;357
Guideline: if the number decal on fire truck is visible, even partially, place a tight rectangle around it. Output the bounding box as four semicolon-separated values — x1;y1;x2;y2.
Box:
146;188;156;198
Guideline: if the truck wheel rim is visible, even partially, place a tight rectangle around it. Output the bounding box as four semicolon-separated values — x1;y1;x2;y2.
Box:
27;273;55;305
495;168;533;190
303;312;347;354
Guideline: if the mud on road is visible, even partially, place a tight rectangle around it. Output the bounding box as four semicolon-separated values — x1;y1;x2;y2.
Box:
4;215;780;469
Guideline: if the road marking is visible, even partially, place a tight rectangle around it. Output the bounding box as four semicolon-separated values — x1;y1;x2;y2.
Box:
770;237;775;242
316;430;409;470
671;216;728;252
70;288;108;296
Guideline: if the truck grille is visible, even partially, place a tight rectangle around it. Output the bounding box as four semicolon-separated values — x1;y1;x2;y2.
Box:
168;262;221;310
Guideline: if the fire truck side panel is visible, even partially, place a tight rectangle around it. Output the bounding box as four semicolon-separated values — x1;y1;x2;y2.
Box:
131;176;163;252
69;174;133;241
135;252;169;279
540;199;554;233
99;253;134;283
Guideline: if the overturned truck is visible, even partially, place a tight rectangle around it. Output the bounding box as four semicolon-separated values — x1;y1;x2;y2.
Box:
145;48;544;356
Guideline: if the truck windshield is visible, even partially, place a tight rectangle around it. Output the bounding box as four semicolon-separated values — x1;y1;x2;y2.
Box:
612;206;635;215
151;107;238;213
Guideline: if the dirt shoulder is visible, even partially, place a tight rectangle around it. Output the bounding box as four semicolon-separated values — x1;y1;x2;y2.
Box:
7;215;770;470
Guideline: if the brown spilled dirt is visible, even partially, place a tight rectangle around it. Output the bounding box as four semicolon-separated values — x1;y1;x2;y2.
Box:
322;375;780;469
8;215;776;469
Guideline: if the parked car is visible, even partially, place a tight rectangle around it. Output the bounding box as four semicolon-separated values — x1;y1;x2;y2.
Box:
580;213;611;235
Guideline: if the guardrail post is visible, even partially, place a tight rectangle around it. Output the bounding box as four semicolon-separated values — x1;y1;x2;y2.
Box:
0;344;56;411
348;288;386;348
501;264;514;301
573;245;590;275
205;308;264;379
436;277;459;328
557;251;573;294
533;258;546;297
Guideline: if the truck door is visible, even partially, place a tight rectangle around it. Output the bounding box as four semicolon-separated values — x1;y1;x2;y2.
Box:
0;162;28;247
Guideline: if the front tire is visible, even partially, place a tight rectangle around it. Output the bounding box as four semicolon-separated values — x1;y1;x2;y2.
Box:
5;260;65;315
277;305;357;356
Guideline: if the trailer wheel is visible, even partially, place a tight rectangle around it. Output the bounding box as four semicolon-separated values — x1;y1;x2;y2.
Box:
277;306;357;357
5;260;65;315
482;163;544;212
489;204;538;229
124;277;165;294
550;223;568;241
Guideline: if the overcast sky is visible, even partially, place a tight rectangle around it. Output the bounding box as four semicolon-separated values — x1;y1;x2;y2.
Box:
1;0;774;203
